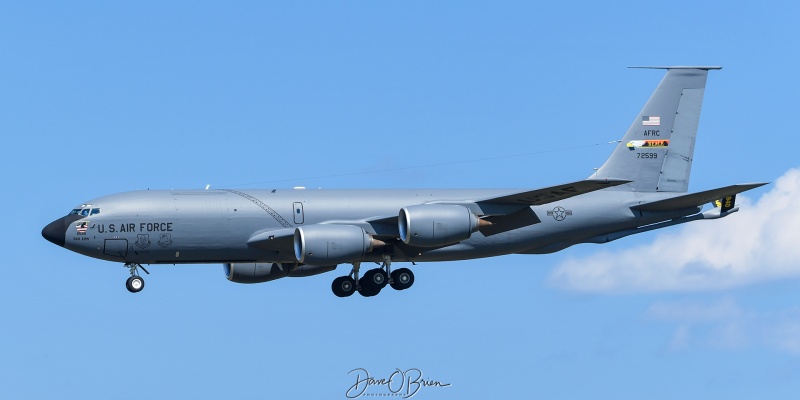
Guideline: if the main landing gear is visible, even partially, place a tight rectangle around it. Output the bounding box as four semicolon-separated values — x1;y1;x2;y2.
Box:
124;263;150;293
331;255;414;298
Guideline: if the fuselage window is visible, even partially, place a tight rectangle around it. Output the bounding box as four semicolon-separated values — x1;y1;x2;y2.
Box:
90;208;100;215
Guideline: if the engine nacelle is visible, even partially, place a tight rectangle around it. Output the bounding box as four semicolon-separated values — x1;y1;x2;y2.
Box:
224;262;291;284
288;264;336;277
294;224;383;265
224;262;336;283
399;204;483;247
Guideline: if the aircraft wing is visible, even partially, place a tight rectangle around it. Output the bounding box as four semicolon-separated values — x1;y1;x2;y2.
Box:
477;179;631;206
361;179;631;238
631;183;768;212
244;179;634;245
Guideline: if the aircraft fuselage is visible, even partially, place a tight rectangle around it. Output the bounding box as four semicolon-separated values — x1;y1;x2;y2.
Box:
47;188;692;265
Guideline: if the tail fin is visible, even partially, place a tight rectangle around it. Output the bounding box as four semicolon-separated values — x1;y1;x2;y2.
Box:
593;66;721;192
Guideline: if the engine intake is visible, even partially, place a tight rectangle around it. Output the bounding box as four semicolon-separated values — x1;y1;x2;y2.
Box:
399;204;485;247
294;224;384;265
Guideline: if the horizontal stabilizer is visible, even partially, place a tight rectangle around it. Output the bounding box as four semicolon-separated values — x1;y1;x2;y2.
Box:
628;66;722;70
478;179;630;206
631;183;768;212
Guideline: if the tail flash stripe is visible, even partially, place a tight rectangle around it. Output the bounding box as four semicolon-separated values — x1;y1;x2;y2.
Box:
627;140;670;150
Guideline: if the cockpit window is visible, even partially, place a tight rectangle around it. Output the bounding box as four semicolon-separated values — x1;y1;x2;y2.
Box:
70;207;100;217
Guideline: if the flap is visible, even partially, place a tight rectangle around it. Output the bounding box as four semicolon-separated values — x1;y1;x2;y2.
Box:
480;207;542;236
631;183;768;212
477;179;630;206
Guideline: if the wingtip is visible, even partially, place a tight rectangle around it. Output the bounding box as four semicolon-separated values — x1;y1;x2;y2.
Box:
743;182;770;189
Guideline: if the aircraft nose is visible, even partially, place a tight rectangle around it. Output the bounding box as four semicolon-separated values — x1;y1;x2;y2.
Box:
42;215;83;247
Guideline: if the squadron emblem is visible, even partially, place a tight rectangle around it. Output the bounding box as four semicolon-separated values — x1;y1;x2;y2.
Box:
135;234;151;249
158;233;173;248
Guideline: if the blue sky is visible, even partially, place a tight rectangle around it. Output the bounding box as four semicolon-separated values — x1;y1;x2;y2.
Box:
3;1;800;399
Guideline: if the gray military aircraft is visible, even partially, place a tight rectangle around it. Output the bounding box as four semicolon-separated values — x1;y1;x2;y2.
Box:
42;66;766;297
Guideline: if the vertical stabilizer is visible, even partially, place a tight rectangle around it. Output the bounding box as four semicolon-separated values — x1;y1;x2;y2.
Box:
593;66;721;192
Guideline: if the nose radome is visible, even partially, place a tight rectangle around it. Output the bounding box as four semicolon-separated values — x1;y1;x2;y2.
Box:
42;215;83;247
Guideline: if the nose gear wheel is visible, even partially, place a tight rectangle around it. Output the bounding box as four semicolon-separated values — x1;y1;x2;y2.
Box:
123;263;149;293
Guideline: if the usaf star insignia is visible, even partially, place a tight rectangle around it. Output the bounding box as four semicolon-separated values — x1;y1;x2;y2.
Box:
547;206;573;221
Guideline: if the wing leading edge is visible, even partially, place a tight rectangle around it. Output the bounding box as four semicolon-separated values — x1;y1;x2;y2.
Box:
476;179;631;206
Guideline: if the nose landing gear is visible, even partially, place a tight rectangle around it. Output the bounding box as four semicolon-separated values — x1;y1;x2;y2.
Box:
124;263;149;293
330;256;414;298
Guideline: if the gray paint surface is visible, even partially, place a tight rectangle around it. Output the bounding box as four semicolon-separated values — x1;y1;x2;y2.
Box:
41;66;766;291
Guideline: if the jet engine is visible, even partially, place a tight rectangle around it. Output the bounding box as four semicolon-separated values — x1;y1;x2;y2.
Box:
224;262;336;283
399;204;486;247
224;262;291;283
294;224;385;265
289;264;336;277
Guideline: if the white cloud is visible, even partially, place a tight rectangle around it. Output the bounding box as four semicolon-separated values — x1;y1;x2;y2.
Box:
549;168;800;292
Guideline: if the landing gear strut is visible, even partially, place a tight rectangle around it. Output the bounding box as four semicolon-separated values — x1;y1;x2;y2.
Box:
124;263;149;293
330;255;414;297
